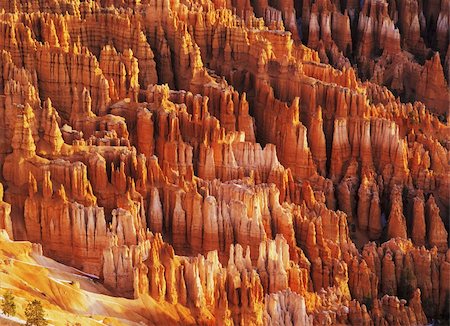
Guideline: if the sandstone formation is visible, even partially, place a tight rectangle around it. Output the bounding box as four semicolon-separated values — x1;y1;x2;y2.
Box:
296;0;449;116
0;0;448;325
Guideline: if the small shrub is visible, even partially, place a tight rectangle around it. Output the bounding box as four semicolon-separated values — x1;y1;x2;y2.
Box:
1;290;16;316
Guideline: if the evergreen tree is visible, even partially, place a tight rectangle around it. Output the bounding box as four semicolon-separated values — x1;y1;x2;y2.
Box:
1;290;16;316
24;300;48;326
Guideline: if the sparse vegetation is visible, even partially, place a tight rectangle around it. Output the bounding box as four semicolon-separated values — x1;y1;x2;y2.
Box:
24;300;48;326
1;290;16;317
362;296;373;311
398;267;415;300
408;111;419;125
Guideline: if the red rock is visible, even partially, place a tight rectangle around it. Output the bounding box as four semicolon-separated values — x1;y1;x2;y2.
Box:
411;191;426;246
386;187;408;240
426;195;448;252
0;1;448;324
0;183;13;240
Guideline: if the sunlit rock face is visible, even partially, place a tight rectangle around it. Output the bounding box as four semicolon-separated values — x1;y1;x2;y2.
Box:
0;0;448;324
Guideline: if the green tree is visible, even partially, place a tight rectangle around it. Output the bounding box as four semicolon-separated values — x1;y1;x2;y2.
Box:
1;290;16;316
24;300;48;326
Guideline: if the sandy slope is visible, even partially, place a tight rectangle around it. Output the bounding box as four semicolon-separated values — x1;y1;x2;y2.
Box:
0;312;25;325
0;230;196;325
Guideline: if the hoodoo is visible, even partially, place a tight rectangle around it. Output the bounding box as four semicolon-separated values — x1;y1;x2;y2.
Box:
0;0;448;325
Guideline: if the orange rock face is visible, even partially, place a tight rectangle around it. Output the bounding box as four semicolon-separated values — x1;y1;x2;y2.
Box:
0;0;448;324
